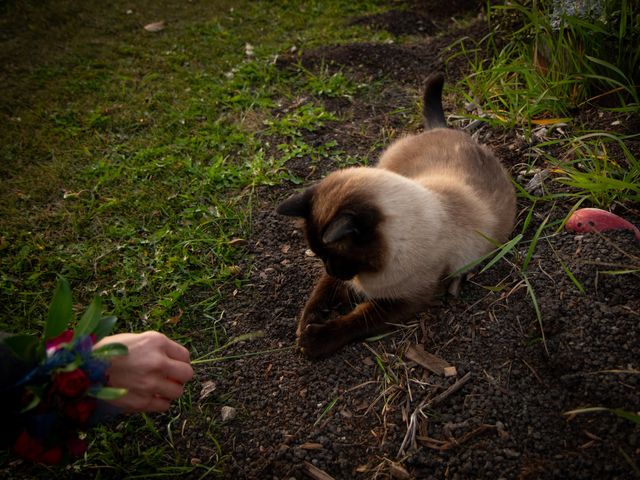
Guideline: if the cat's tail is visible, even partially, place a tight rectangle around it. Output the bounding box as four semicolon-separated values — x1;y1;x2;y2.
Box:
423;73;446;130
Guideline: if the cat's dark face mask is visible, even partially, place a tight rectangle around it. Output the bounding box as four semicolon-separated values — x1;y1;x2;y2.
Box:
276;186;385;280
323;255;359;280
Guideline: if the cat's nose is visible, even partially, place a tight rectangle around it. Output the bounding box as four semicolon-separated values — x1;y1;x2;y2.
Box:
325;260;355;281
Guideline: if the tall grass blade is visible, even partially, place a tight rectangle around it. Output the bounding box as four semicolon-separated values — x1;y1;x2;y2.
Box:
522;215;549;271
521;272;548;356
479;234;523;274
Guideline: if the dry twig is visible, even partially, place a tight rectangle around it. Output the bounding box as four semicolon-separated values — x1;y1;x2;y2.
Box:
302;461;335;480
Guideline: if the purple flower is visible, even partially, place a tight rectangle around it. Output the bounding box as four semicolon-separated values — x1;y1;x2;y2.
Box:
43;349;76;372
17;349;75;386
82;358;109;383
72;335;95;359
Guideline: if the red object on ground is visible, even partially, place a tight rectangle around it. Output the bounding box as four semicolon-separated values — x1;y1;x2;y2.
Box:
565;208;640;241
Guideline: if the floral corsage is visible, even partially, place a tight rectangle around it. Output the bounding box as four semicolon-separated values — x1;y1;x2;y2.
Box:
3;277;128;464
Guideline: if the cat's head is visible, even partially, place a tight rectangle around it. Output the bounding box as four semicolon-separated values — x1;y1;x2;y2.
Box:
277;172;387;281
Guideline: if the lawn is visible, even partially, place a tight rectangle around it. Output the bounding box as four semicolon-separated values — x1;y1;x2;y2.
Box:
1;0;638;478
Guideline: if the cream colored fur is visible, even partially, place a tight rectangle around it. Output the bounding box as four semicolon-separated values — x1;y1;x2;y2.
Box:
324;127;515;303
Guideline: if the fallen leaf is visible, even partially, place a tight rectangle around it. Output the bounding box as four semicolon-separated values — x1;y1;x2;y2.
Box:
339;408;353;418
389;462;411;479
199;380;217;402
531;117;571;125
166;308;184;325
525;169;551;192
144;21;165;32
299;442;323;450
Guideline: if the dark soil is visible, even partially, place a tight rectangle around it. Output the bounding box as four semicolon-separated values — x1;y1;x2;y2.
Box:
204;3;640;480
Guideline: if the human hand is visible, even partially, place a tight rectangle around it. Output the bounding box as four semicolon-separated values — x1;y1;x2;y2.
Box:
94;331;194;413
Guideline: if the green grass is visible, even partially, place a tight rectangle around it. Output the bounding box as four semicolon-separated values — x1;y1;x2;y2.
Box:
451;0;639;132
542;132;640;207
2;0;639;476
0;0;391;476
447;0;639;299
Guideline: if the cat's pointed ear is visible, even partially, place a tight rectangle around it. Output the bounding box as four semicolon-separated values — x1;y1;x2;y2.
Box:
276;186;315;218
322;214;358;244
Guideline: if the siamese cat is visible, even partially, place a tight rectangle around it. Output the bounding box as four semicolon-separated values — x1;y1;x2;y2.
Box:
277;73;516;358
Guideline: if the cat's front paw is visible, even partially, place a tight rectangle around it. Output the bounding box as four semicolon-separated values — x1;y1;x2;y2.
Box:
298;322;346;359
296;309;330;338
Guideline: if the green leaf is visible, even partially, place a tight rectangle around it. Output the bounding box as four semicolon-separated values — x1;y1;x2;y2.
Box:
3;334;39;364
59;358;82;372
447;233;518;279
522;215;549;271
613;408;640;425
21;395;42;413
74;296;103;339
21;388;43;413
520;201;536;235
522;272;548;356
599;269;640;275
559;260;585;294
564;407;640;426
314;397;339;426
90;387;128;400
92;342;129;358
45;276;73;341
479;233;523;274
93;316;118;341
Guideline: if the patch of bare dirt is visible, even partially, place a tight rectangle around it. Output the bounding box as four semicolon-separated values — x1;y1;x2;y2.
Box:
348;0;486;37
207;4;640;480
349;9;439;37
277;9;488;85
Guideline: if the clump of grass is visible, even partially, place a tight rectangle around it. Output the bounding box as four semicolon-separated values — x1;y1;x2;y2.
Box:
542;132;640;206
452;0;639;129
304;65;359;99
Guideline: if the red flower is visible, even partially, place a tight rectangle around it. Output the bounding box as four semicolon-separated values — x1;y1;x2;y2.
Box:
64;398;97;425
38;446;63;465
14;430;44;462
67;435;87;456
46;329;74;355
53;368;90;398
